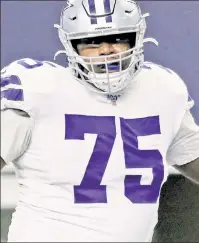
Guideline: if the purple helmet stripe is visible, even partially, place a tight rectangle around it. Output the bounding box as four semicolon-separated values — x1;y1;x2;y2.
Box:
88;0;97;24
104;0;112;23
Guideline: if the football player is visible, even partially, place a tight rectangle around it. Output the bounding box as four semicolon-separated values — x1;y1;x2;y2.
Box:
1;0;199;242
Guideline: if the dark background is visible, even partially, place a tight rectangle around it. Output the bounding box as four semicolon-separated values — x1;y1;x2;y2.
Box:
1;1;199;242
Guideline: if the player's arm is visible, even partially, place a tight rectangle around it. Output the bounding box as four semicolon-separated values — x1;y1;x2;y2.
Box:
167;110;199;185
1;109;33;169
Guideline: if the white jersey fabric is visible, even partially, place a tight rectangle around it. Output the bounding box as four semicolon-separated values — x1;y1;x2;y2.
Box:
1;58;199;242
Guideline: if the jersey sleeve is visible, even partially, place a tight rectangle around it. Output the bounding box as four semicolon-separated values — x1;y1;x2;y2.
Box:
166;102;199;166
1;109;33;165
1;58;59;164
161;66;199;166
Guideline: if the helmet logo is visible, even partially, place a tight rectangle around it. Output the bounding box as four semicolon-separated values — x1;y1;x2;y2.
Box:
86;0;113;24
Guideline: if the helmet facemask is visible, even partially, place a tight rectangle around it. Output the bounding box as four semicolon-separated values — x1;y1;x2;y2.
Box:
71;33;135;73
68;32;142;92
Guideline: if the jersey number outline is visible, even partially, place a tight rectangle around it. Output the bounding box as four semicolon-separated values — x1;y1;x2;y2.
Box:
65;114;164;204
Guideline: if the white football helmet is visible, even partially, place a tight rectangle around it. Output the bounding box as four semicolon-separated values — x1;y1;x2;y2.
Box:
54;0;158;94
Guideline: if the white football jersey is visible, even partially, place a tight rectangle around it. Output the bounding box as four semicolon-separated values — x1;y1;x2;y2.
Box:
1;58;198;242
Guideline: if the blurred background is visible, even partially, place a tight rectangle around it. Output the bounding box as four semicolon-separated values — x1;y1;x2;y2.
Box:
1;1;199;242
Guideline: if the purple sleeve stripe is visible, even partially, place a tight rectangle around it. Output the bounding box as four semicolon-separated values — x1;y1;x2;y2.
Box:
1;89;24;101
1;75;21;88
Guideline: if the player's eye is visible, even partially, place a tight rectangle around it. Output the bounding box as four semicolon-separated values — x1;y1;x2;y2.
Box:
81;38;101;45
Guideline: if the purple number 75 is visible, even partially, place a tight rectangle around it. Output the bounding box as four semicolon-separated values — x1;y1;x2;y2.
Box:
65;115;164;204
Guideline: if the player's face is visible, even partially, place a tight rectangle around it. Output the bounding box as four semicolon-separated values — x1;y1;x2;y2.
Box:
75;35;132;73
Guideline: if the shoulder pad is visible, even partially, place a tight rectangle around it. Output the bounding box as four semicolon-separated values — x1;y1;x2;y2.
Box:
1;58;62;115
142;62;194;110
142;62;173;74
1;58;60;76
